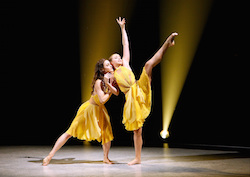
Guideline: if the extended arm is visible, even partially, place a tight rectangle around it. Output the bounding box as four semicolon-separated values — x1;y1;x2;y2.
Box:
116;17;130;67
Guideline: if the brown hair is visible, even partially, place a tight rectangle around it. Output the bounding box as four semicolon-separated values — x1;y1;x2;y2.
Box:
91;58;106;94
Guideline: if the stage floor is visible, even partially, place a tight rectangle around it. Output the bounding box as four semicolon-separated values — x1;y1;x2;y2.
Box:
0;145;249;177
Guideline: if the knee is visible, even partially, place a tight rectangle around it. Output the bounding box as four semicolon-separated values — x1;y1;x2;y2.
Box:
144;61;153;80
64;133;72;139
133;128;142;137
145;60;152;70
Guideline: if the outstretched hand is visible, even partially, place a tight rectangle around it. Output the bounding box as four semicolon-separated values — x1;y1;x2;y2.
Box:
116;17;126;28
167;32;178;47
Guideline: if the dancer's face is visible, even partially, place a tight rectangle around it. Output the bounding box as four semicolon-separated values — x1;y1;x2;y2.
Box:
103;60;114;73
110;54;122;69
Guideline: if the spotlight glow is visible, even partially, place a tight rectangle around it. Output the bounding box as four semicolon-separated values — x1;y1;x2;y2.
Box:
160;130;169;139
160;0;213;133
79;0;135;102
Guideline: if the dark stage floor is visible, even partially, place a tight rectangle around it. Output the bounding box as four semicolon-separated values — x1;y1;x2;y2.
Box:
0;145;249;177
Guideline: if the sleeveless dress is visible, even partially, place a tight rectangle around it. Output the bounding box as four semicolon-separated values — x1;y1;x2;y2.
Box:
114;66;151;131
66;94;113;145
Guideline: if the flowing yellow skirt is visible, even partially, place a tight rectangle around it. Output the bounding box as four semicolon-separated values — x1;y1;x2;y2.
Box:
123;67;152;131
66;101;114;145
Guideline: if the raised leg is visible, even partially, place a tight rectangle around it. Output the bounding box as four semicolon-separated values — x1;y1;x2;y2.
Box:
144;32;178;82
42;133;72;166
128;128;143;165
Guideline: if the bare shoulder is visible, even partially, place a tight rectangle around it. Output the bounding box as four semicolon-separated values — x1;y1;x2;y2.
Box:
95;79;102;88
122;61;132;71
122;59;129;67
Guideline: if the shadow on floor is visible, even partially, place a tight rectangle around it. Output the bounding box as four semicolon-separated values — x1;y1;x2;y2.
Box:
26;157;125;165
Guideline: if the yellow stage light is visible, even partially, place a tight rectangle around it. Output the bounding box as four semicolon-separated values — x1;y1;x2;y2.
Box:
160;0;213;135
79;0;135;102
160;129;169;139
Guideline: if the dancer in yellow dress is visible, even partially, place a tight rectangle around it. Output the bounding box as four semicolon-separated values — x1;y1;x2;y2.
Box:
109;17;178;165
42;59;119;166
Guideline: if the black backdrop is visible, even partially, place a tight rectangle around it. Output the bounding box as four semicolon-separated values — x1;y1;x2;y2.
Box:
1;1;249;147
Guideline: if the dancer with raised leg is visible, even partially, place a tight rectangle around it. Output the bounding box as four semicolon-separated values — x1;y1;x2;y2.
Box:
42;59;119;166
109;17;178;165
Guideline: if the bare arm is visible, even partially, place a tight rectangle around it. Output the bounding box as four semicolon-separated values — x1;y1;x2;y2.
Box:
95;79;111;104
104;73;119;96
116;17;130;67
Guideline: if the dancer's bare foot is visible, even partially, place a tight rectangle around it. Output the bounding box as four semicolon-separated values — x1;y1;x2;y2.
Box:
128;158;141;165
166;32;178;47
103;158;114;164
42;155;53;166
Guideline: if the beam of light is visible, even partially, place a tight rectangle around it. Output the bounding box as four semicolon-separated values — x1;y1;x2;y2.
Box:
160;0;213;136
79;0;135;102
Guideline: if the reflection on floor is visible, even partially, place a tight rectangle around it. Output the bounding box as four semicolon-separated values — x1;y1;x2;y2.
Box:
0;145;249;177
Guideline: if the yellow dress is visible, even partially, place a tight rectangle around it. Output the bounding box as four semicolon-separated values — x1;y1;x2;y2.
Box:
66;94;113;145
114;66;151;131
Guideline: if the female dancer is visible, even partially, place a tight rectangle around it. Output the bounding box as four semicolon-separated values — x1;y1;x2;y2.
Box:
42;59;119;166
109;17;178;165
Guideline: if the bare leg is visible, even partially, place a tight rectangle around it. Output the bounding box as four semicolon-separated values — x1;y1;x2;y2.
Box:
42;133;72;166
102;141;113;164
128;128;142;165
145;32;178;82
